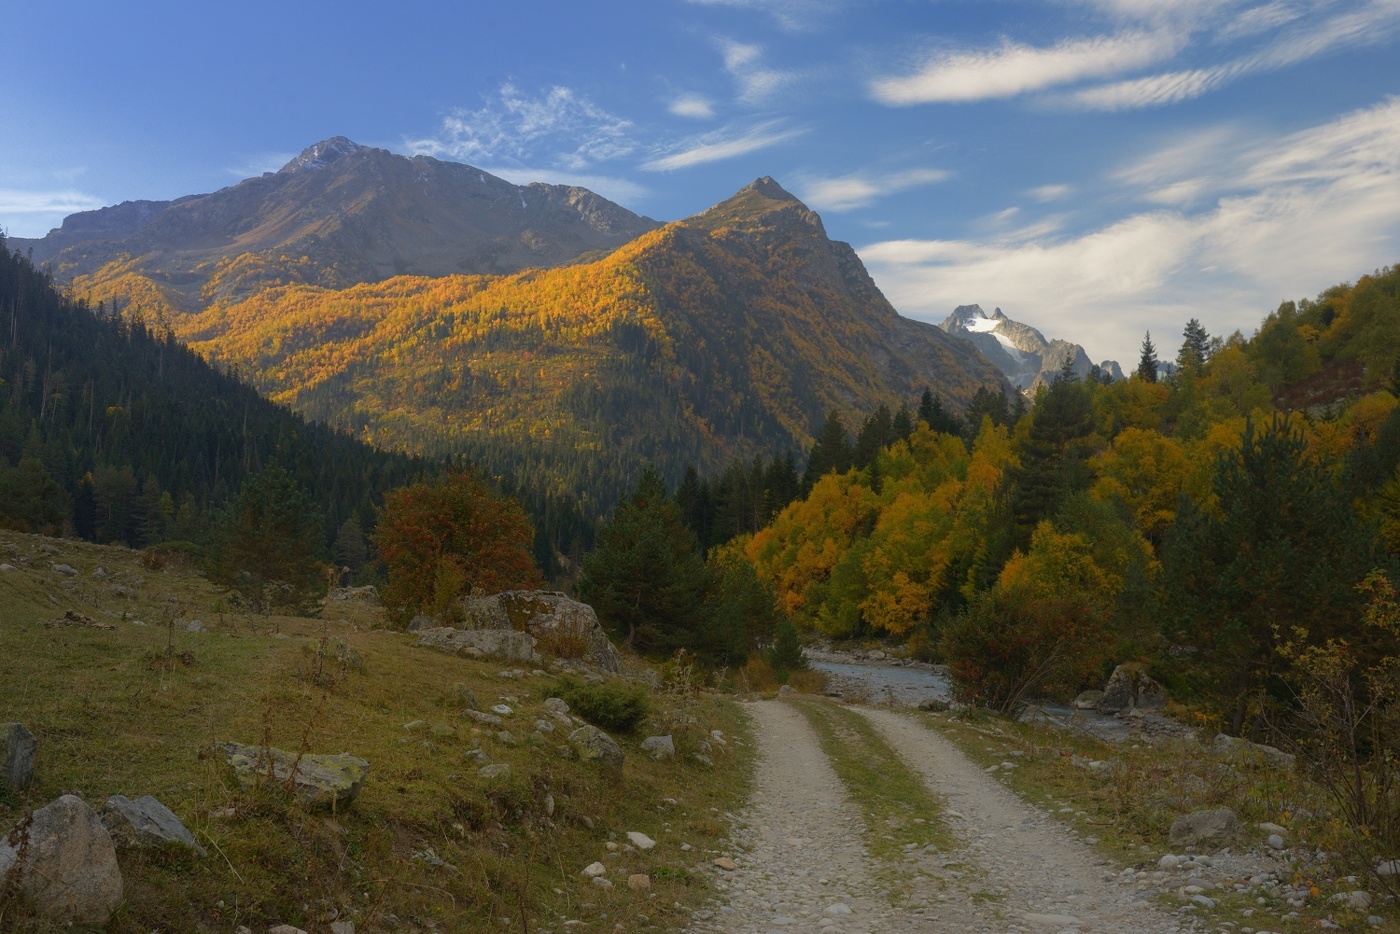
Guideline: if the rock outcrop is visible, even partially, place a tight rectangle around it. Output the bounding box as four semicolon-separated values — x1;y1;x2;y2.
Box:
1095;664;1166;713
1169;807;1239;848
458;591;622;672
569;725;625;780
416;627;541;664
0;795;124;924
220;742;369;809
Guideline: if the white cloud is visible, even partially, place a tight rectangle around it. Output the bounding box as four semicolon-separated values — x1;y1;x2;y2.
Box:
798;168;950;211
859;97;1400;364
870;32;1178;104
471;168;650;206
685;0;845;32
642;120;805;171
225;151;298;178
406;84;635;172
670;93;717;119
0;189;107;214
1028;183;1073;201
719;39;802;104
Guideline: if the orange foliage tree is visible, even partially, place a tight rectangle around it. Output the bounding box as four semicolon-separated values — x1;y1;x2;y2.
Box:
374;472;542;628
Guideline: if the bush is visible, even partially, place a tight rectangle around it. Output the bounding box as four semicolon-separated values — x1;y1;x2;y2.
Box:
550;676;651;734
740;656;781;693
767;619;807;679
788;669;829;694
940;587;1110;714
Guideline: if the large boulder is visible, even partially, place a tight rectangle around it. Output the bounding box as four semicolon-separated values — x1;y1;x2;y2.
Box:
0;795;123;924
99;794;207;855
2;722;36;790
1096;664;1167;713
1169;807;1239;848
220;742;369;809
416;627;540;664
569;725;625;780
459;591;621;672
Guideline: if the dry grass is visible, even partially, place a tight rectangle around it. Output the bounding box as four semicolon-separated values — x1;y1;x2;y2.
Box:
0;531;754;933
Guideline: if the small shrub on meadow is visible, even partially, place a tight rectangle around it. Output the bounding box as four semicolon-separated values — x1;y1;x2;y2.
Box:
550;675;651;734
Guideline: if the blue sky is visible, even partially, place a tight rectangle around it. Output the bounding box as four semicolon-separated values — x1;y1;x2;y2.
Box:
4;0;1400;365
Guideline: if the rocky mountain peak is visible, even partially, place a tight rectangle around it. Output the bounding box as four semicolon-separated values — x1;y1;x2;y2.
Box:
741;176;800;202
280;137;365;174
939;304;1119;392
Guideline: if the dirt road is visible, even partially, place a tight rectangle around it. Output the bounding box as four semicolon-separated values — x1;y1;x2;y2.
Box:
688;699;1199;934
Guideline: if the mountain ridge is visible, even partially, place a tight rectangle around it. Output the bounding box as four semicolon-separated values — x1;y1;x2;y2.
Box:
940;304;1124;390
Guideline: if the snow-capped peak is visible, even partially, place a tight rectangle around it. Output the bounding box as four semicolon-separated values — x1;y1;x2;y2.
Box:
280;137;363;174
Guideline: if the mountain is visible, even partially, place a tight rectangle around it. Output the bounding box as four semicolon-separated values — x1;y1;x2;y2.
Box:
12;137;658;313
168;177;1014;511
939;304;1123;391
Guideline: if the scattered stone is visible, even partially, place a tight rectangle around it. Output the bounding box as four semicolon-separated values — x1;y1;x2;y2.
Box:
416;627;540;664
219;742;369;809
1169;807;1239;848
38;543;59;555
628;873;651;891
331;921;356;934
1267;833;1285;849
1212;733;1296;770
0;564;15;571
1347;890;1374;910
713;856;737;870
479;764;512;779
822;903;853;917
627;831;657;850
1377;859;1400;876
1159;854;1181;870
407;614;437;631
917;698;951;712
1258;821;1287;835
582;861;607;877
545;697;571;717
0;794;123;924
269;926;309;934
43;610;115;630
535;718;556;734
177;618;206;633
496;731;518;746
325;584;379;605
491;703;514;716
98;794;206;855
641;735;676;760
569;725;624;779
52;563;78;576
455;682;480;710
464;709;503;727
404;719;428;731
1022;913;1082;926
2;721;37;790
1072;689;1105;710
592;876;613;889
457;590;622;672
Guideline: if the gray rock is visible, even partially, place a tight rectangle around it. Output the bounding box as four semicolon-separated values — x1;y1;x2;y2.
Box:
2;722;37;790
479;764;512;779
99;794;207;855
1169;807;1239;848
407;614;437;631
1212;733;1296;770
569;725;624;779
177;618;206;633
917;698;951;712
457;591;622;672
416;626;540;664
1267;833;1285;849
1096;664;1166;713
219;742;369;809
455;682;480;710
463;709;503;727
545;697;570;717
52;563;78;576
0;794;123;924
641;735;676;760
1072;689;1105;710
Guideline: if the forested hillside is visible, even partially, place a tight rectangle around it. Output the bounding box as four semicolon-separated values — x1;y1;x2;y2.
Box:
0;237;426;548
731;263;1400;734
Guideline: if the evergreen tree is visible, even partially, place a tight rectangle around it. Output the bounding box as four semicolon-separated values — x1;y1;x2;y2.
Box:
1159;416;1391;734
892;403;915;444
1136;332;1159;383
1011;374;1096;535
334;515;368;573
1178;318;1211;370
578;468;713;655
212;464;326;613
767;619;808;680
854;404;894;470
917;388;962;436
802;410;853;491
962;386;1013;441
702;547;784;667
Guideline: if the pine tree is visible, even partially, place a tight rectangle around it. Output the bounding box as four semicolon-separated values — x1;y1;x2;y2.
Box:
1136;332;1159;383
213;464;326;614
802;410;853;491
1178;318;1211;370
1011;374;1096;534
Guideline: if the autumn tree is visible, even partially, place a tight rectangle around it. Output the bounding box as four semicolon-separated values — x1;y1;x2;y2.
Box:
375;471;542;628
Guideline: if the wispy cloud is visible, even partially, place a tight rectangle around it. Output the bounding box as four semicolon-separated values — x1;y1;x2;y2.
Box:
685;0;846;33
470;168;650;206
225;151;298;178
406;84;635;172
0;189;107;214
642;120;805;171
798;168;950;211
669;93;717;119
870;32;1178;104
860;97;1400;364
719;39;802;104
1064;1;1400;110
1028;183;1073;202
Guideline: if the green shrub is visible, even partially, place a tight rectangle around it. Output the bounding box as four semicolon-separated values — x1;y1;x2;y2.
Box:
550;676;651;734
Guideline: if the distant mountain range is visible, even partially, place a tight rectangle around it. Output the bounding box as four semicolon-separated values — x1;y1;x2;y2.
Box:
11;137;659;311
15;140;1013;509
939;304;1126;391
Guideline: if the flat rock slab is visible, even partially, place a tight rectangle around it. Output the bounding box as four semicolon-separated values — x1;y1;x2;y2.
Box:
416;627;540;664
2;721;36;790
220;742;368;809
100;794;207;855
0;794;123;924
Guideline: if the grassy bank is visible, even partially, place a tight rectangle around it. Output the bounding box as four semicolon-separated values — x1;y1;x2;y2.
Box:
0;531;754;933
